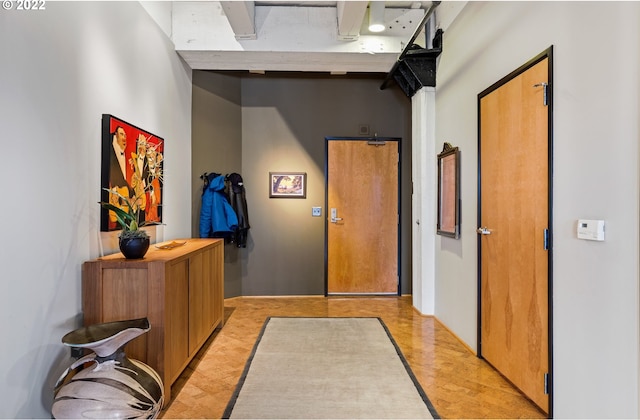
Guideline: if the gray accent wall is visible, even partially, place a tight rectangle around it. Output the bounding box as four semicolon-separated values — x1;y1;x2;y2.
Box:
192;71;243;297
193;73;412;296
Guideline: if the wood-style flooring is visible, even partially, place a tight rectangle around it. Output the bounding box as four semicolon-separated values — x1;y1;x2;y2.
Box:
160;296;547;419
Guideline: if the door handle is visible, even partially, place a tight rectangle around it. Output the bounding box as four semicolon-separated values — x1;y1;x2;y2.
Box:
476;227;492;235
330;208;343;223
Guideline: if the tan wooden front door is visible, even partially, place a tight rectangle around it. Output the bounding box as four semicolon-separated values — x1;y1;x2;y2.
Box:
478;53;552;414
326;138;399;294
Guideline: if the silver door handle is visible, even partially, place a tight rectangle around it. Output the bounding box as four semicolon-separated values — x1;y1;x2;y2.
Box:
330;208;343;223
477;227;492;235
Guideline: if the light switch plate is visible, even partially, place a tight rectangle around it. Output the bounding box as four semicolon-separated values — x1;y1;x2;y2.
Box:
312;207;322;217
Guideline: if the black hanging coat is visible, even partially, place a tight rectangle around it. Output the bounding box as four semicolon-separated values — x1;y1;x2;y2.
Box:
225;173;250;248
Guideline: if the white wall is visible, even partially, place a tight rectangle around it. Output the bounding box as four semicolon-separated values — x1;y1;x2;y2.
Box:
0;2;192;417
434;1;639;417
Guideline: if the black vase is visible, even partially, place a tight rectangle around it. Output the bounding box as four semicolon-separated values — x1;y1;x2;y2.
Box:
119;236;150;259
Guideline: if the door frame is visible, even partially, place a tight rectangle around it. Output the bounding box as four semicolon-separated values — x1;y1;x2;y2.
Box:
476;46;554;416
324;136;402;296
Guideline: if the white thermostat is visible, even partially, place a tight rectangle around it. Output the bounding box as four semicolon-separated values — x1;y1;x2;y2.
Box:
577;219;605;241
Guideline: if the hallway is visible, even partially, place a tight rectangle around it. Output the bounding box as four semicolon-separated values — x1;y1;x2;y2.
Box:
160;296;546;419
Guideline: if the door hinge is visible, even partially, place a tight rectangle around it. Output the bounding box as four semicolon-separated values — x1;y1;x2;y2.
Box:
544;372;549;395
543;228;549;250
533;82;549;106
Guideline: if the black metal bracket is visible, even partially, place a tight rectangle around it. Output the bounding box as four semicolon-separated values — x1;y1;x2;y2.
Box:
380;1;443;98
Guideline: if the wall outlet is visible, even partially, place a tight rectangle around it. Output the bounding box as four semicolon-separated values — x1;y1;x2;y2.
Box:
312;207;322;217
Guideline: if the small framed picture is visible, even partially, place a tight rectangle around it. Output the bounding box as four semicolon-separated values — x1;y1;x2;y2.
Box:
269;172;307;198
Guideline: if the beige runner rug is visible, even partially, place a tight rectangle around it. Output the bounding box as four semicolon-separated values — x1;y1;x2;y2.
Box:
223;317;439;419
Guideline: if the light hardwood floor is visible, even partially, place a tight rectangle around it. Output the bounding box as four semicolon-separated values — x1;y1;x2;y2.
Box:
160;296;547;419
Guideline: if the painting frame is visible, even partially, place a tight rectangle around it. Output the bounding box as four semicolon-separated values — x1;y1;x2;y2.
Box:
269;172;307;198
100;114;165;232
436;142;461;238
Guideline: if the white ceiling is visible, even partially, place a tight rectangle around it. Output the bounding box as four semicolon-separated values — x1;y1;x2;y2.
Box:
142;1;466;74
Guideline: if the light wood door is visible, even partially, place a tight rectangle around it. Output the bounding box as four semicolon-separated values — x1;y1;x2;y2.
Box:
326;138;399;294
479;54;551;413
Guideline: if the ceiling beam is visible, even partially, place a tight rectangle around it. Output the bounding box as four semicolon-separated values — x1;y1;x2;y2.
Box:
336;1;368;41
178;50;399;72
220;1;257;40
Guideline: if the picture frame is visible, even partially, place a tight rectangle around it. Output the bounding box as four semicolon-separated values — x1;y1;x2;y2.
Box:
269;172;307;198
437;142;460;238
101;114;164;232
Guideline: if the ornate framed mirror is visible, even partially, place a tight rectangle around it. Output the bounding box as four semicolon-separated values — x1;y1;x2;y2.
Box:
437;142;460;238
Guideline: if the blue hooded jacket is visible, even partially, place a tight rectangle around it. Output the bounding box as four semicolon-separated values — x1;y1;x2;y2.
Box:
199;174;238;238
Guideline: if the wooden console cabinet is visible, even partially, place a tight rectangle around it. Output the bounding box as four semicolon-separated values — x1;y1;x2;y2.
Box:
82;238;224;402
